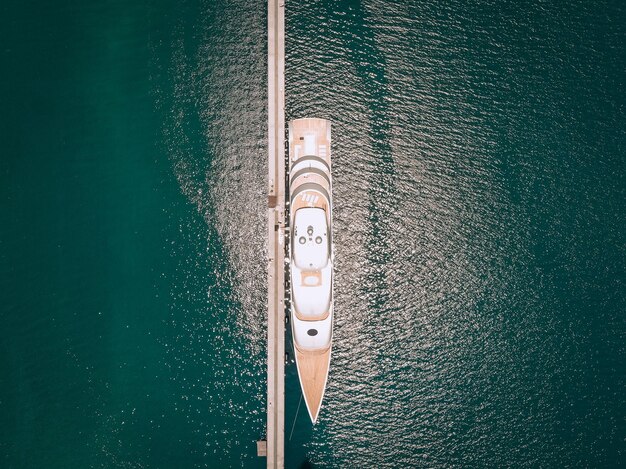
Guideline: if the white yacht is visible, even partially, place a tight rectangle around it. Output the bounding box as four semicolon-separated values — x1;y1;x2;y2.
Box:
288;118;333;424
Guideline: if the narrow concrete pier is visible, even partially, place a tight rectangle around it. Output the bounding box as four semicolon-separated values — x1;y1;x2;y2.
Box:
265;0;285;467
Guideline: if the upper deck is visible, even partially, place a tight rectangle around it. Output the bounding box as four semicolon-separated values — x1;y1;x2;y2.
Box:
288;118;332;171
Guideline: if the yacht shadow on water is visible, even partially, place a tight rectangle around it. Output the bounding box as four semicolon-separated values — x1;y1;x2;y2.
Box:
299;459;314;469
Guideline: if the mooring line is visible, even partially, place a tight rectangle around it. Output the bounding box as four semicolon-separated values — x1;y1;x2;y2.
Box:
289;393;303;441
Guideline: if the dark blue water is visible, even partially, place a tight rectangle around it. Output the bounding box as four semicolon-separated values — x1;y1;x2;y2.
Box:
1;0;624;467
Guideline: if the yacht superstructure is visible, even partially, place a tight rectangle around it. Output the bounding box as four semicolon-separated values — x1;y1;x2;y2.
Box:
288;118;333;424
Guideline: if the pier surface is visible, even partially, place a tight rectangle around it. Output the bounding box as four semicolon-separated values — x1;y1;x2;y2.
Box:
266;0;285;467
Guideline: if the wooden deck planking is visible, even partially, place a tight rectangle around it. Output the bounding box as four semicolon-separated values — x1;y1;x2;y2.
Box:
294;345;332;422
289;119;332;168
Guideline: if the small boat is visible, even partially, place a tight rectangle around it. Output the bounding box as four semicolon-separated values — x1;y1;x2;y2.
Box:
288;118;333;424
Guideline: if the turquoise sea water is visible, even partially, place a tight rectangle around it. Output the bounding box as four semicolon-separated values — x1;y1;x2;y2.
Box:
1;0;624;467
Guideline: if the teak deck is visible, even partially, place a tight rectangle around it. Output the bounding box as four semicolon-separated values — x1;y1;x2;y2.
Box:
289;118;332;168
294;345;331;423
